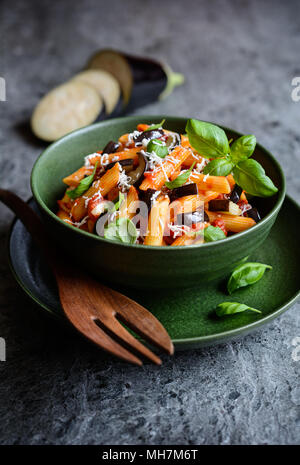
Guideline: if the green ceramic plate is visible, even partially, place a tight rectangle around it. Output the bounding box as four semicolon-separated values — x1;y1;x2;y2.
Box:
8;197;300;350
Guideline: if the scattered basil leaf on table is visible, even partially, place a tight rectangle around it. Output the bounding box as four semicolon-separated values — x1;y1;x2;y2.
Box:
204;225;226;242
146;119;165;131
165;162;195;189
186;119;278;197
104;217;138;244
66;162;98;199
232;159;278;197
147;139;168;158
230;135;256;163
216;302;262;317
227;262;272;294
185;119;230;159
203;158;234;176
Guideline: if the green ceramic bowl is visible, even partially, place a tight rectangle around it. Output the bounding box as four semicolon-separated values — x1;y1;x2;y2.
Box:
31;116;285;289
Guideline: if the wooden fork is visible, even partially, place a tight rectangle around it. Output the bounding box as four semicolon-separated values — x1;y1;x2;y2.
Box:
0;189;174;365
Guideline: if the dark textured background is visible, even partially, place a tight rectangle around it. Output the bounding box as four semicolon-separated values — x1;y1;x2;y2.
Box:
0;0;299;445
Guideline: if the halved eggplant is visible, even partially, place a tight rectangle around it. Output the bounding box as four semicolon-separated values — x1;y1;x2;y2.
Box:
127;152;148;188
87;49;133;105
71;69;121;114
176;210;209;226
105;158;134;172
230;184;243;203
169;183;198;201
246;207;261;222
208;199;242;215
86;49;184;111
31;81;104;142
133;129;164;145
102;140;120;154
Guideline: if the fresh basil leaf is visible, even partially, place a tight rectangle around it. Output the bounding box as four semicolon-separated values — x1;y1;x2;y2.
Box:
67;163;98;199
185;119;230;159
216;302;262;317
104;217;137;244
232;159;278;197
230;135;256;163
165;162;195;189
204;225;226;242
146;119;165;131
203;159;234;176
227;262;272;294
147;139;168;158
113;192;125;212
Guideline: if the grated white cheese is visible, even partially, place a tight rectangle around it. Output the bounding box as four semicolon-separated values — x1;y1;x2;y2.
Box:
73;216;89;228
168;223;190;239
84;153;99;167
118;167;132;192
127;130;141;146
203;173;209;182
150;190;161;203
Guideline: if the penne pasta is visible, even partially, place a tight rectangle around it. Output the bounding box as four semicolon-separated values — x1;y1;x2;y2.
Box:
189;172;231;194
119;186;139;219
140;146;190;190
144;196;170;246
207;211;256;232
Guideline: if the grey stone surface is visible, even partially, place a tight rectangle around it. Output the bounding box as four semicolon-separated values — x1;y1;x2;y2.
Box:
0;0;299;445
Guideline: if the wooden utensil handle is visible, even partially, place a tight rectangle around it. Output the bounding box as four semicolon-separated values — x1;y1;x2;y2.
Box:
0;189;57;266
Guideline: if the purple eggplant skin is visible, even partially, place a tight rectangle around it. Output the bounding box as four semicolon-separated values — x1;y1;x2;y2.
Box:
105;158;134;172
102;140;120;154
139;188;157;212
246;207;261;223
208;199;231;212
176;210;209;226
123;53;168;112
127;152;148;188
169;183;198;201
230;184;243;203
134;129;164;144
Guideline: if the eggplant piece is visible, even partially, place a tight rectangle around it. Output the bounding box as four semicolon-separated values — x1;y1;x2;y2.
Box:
105;158;134;173
176;210;209;226
165;132;181;151
133;129;164;145
208;199;242;215
246;207;261;223
86;49;184;111
230;184;243;203
102;140;120;154
71;69;121;114
169;183;198;201
139;188;158;211
127;152;148;188
31;81;104;142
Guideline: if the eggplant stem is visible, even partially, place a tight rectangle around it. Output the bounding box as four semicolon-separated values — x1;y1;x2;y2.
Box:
159;64;185;100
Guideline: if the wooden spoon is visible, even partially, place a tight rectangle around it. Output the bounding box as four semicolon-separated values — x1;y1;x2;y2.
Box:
0;189;174;365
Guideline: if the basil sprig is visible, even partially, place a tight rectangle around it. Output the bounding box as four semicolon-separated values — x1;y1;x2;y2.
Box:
147;139;168;158
165;162;195;189
67;163;98;199
186;119;278;197
216;302;262;317
104;217;138;244
204;225;226;242
227;262;272;294
146;119;165;131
